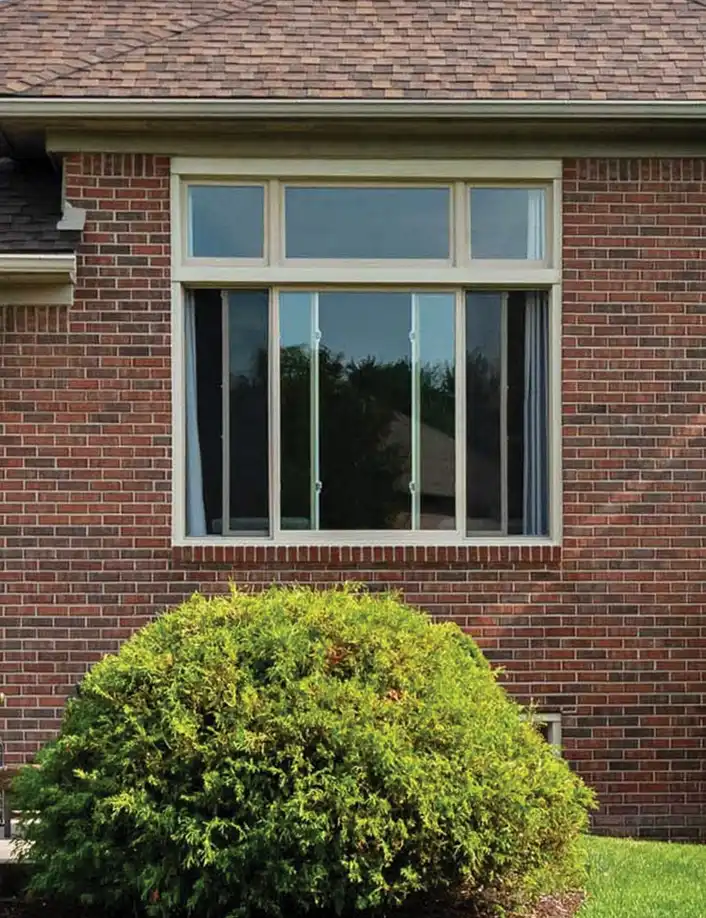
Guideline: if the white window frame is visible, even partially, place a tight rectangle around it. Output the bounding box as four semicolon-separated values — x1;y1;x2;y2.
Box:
531;712;563;750
171;158;562;547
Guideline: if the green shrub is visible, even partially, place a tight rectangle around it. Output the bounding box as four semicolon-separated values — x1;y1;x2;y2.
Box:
14;586;594;917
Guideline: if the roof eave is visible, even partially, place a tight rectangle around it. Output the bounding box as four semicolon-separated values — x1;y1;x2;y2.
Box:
1;98;706;121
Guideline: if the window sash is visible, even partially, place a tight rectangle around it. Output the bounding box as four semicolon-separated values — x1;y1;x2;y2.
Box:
180;178;555;273
469;186;548;261
194;287;551;543
184;180;267;264
282;183;454;261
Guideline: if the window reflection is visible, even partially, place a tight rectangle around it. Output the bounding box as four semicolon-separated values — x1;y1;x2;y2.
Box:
280;292;314;530
190;289;222;536
188;286;550;540
285;186;450;259
466;292;502;533
189;185;264;258
318;292;412;529
227;290;269;534
417;294;456;530
279;291;456;532
470;187;546;260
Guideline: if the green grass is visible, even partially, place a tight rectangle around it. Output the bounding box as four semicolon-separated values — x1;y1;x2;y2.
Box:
579;835;706;918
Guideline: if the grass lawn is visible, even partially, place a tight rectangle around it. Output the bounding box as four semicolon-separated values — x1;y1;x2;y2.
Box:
579;835;706;918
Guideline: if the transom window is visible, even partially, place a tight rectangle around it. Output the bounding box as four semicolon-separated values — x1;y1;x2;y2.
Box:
173;159;561;545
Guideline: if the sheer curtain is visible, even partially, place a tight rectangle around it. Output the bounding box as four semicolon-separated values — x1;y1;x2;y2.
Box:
185;300;207;536
523;190;549;535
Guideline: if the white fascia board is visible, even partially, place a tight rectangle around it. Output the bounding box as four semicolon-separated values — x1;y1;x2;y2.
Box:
0;253;76;283
2;98;706;121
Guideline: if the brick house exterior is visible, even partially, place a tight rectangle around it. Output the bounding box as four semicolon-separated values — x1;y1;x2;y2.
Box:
2;1;706;842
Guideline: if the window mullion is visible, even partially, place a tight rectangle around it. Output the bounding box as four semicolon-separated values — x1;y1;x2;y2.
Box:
410;294;421;531
271;288;281;539
221;290;230;536
500;292;509;536
268;179;282;265
455;289;466;536
453;181;469;268
311;292;321;531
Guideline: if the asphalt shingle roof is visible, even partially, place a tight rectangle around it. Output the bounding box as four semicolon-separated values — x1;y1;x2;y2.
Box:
0;158;78;253
0;0;704;100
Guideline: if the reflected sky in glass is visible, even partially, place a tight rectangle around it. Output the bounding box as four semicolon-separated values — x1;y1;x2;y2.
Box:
318;291;410;361
285;186;450;259
417;293;455;370
470;187;544;259
190;185;264;258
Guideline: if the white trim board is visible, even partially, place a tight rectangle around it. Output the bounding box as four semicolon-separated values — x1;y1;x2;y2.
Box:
0;254;76;306
0;253;76;281
173;158;563;179
0;283;74;307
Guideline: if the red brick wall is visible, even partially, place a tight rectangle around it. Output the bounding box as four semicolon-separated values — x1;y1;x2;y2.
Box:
1;153;704;840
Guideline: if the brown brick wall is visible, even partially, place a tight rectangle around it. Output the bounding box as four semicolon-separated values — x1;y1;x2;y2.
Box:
1;153;704;840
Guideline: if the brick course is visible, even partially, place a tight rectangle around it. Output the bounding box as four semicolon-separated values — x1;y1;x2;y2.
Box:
1;153;705;840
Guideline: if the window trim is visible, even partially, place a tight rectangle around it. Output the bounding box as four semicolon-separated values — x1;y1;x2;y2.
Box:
171;158;563;548
531;712;563;750
172;157;562;180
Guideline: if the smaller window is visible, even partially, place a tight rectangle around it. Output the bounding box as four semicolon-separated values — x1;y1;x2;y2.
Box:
533;712;562;749
470;187;547;260
284;185;451;260
188;185;265;258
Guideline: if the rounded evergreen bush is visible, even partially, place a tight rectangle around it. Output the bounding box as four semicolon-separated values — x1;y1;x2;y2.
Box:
15;587;594;917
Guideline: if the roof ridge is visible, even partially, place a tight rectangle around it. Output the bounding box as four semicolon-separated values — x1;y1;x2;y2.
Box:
17;0;269;96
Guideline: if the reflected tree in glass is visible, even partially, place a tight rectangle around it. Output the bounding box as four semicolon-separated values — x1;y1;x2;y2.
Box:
280;346;409;530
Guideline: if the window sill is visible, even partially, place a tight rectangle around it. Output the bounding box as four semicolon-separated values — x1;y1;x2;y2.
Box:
172;540;561;567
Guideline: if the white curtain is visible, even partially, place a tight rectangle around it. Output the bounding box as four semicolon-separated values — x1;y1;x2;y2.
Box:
523;189;549;535
185;300;207;536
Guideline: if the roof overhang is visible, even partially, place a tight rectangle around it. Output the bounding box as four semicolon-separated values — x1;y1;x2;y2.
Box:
0;253;76;306
3;97;705;158
1;98;706;121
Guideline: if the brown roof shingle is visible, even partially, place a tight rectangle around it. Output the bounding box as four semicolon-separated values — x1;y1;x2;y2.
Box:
0;0;705;100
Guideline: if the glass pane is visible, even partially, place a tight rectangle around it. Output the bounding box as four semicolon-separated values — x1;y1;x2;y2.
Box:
470;187;546;259
318;292;412;529
417;294;456;530
515;291;550;537
285;186;450;259
189;185;264;258
280;292;315;531
187;289;223;537
466;293;502;533
227;290;269;535
507;292;525;536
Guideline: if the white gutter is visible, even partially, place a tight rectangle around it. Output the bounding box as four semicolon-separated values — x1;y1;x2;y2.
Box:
1;98;706;120
0;253;76;282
